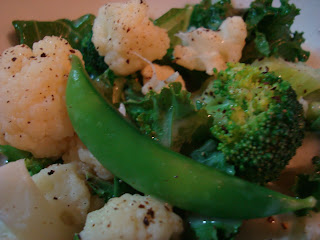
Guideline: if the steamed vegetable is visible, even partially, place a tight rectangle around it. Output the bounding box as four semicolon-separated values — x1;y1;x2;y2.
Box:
66;55;316;219
0;36;82;158
200;63;305;184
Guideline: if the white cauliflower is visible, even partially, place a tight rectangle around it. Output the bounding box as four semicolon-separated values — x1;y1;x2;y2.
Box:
63;136;113;180
92;0;170;76
173;16;247;75
79;194;184;240
32;163;91;231
141;64;186;95
0;36;83;158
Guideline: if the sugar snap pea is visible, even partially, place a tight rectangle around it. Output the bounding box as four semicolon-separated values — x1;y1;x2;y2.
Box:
66;55;316;219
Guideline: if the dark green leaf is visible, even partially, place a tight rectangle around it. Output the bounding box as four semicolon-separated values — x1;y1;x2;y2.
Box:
125;83;211;152
79;30;108;79
190;139;235;175
85;172;114;202
25;157;62;176
13;14;95;49
241;0;309;63
183;214;242;240
93;69;127;106
293;156;320;215
189;0;241;31
0;145;32;162
154;6;194;47
73;233;81;240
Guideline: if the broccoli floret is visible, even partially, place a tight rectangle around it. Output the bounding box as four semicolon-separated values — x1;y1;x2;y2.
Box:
80;31;108;78
200;63;305;184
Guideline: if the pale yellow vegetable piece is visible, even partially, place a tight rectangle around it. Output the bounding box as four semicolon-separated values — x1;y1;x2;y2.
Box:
80;193;183;240
92;0;170;76
0;160;75;240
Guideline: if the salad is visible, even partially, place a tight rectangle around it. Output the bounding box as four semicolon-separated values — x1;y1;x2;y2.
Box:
1;0;320;239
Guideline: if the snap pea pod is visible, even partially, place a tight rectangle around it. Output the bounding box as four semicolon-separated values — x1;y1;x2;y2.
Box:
66;55;316;219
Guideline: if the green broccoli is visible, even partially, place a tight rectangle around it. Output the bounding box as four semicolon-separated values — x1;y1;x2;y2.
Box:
200;63;305;184
80;31;108;79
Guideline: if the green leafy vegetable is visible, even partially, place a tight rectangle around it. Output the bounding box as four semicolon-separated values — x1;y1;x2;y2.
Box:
154;5;194;47
25;157;61;176
190;139;235;175
85;173;139;202
293;156;320;215
13;14;95;49
13;14;108;79
73;234;81;240
93;69;127;106
85;172;114;202
189;0;240;31
0;145;32;162
79;30;108;79
125;82;211;152
0;145;61;176
241;0;309;63
182;214;242;240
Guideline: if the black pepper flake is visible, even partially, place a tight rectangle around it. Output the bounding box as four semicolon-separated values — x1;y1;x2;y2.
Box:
143;216;150;226
126;59;130;64
47;170;55;175
53;197;58;200
12;57;17;62
70;49;76;54
40;53;47;57
6;101;10;103
138;204;145;208
147;208;155;218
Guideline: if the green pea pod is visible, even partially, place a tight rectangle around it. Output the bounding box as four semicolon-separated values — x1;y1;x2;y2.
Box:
66;55;316;219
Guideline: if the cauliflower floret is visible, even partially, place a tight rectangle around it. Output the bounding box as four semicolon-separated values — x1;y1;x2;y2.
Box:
141;64;186;95
32;163;91;231
173;16;247;75
92;0;170;76
80;194;183;240
0;36;83;158
63;136;113;180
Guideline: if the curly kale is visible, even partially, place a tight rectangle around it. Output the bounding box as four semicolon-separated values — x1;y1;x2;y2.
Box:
125;82;211;152
200;63;305;184
80;31;108;79
0;145;61;176
241;0;309;63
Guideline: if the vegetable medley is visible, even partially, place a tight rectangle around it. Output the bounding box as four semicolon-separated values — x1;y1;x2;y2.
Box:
1;0;320;239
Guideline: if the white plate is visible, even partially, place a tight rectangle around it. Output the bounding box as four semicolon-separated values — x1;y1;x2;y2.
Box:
1;0;320;68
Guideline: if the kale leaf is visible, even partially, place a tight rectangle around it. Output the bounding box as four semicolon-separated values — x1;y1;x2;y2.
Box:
241;0;309;63
293;156;320;215
13;14;108;79
0;145;61;176
190;139;235;175
182;213;242;240
13;14;95;49
125;82;211;152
